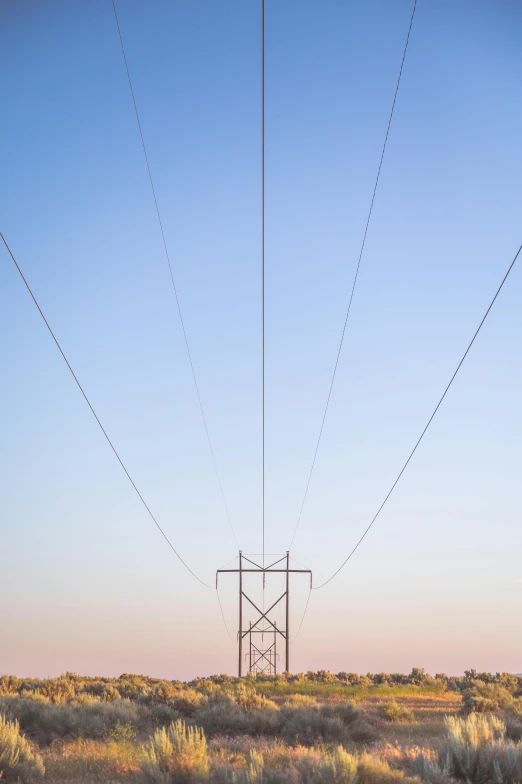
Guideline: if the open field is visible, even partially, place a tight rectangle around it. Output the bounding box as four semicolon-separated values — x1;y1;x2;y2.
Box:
1;670;522;782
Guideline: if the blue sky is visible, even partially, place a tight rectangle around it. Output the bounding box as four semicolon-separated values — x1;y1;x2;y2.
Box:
1;0;521;678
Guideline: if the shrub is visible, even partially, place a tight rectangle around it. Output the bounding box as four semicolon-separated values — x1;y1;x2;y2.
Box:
196;696;375;746
279;702;377;747
0;714;44;782
409;756;452;784
18;691;49;704
101;685;121;702
462;683;513;714
505;716;522;742
445;713;505;745
411;714;522;784
0;677;22;697
104;719;137;743
171;689;204;718
381;701;415;723
281;707;347;746
0;695;142;745
299;748;421;784
235;683;278;713
197;694;251;736
324;744;358;781
148;704;183;727
142;719;209;783
196;693;281;738
40;678;76;705
357;753;421;783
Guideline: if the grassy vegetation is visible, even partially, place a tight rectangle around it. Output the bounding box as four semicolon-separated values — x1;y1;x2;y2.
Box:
0;713;44;782
0;670;521;782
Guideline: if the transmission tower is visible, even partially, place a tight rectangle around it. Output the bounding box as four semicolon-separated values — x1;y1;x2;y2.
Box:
217;551;312;676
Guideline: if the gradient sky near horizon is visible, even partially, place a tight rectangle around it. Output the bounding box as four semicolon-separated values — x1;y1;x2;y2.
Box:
2;0;521;680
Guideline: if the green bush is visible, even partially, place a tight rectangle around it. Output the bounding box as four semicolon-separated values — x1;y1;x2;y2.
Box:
0;714;44;782
142;719;209;783
381;700;415;723
235;683;278;713
39;678;76;705
0;678;22;697
171;688;204;718
462;683;513;714
104;719;137;742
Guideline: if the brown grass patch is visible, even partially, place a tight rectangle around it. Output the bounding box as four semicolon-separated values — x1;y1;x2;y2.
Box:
41;739;142;782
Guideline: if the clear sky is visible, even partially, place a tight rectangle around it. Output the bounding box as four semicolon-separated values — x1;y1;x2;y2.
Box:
1;0;521;680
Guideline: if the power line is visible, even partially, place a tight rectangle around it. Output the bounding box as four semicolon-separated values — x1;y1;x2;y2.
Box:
217;554;239;572
291;590;312;643
111;0;239;552
314;242;521;590
261;0;266;567
216;587;234;642
289;0;418;550
1;232;214;590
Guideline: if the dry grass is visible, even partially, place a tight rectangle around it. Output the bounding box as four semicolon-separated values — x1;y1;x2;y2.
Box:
41;739;142;782
359;693;462;752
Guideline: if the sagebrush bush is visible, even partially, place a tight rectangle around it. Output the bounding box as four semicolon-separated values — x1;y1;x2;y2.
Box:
197;694;281;738
281;707;347;746
0;714;44;782
104;718;138;743
18;691;48;704
445;713;505;745
0;695;142;745
409;756;452;784
356;752;421;784
412;713;522;784
323;745;358;782
281;702;376;747
505;716;522;742
195;694;376;747
235;682;279;713
170;688;204;718
462;683;513;714
381;700;415;723
142;719;209;783
210;744;420;784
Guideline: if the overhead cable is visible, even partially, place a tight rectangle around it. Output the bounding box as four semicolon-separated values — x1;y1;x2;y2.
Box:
1;232;214;590
314;242;521;589
216;587;234;642
289;0;418;550
111;0;239;551
291;590;312;643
